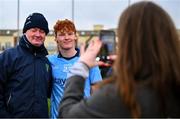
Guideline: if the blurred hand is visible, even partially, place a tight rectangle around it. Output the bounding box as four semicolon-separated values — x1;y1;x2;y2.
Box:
98;55;117;67
80;39;102;68
108;55;117;60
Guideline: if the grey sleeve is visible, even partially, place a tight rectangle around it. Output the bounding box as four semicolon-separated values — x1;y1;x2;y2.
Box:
59;75;86;117
67;60;90;79
59;60;118;118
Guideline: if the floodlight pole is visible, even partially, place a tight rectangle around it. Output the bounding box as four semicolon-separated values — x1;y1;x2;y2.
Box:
17;0;20;40
72;0;74;22
128;0;131;6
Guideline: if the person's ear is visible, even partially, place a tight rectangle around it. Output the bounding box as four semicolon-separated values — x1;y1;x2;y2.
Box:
75;35;78;41
54;37;58;43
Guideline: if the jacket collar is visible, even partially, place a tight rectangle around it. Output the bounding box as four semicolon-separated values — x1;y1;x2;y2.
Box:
19;35;48;57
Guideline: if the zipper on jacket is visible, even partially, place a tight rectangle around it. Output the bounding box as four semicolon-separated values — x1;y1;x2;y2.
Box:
32;55;36;114
32;53;40;115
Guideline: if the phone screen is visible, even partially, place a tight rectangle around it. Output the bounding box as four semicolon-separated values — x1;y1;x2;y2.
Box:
98;30;116;78
98;30;116;58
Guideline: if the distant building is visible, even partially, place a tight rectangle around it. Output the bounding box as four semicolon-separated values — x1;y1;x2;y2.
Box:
93;24;104;31
0;29;100;54
1;29;179;54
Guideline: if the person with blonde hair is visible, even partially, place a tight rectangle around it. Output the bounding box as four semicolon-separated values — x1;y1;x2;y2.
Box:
59;1;180;118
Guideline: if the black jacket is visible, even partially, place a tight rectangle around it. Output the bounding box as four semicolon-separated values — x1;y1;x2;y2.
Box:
0;35;52;117
60;75;180;118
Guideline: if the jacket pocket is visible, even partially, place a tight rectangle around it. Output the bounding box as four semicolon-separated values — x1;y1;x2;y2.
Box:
6;93;12;106
6;93;13;113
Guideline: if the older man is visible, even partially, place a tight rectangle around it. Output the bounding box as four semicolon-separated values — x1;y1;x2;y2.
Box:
0;13;52;117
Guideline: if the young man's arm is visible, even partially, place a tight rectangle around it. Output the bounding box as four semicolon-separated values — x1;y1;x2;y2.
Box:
91;83;101;94
89;66;102;94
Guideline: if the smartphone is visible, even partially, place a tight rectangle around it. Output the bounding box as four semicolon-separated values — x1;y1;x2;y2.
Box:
98;30;116;63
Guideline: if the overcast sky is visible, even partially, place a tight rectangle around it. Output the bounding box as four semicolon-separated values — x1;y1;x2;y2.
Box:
0;0;180;30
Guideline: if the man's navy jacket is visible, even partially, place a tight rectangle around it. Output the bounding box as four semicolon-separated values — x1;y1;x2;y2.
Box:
0;35;52;117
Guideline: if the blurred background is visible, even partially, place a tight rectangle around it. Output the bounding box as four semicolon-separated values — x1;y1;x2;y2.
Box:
0;0;180;54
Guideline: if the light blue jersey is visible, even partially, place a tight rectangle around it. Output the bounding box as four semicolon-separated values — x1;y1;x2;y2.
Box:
48;49;102;118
